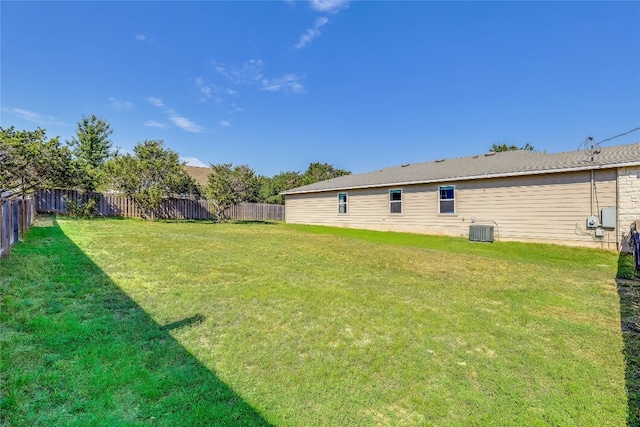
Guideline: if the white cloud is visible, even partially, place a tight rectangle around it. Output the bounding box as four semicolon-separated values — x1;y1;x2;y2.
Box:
214;59;264;85
109;97;133;110
295;17;329;49
219;120;231;127
135;34;157;45
147;97;202;132
181;157;208;167
195;77;213;99
295;0;347;49
144;120;167;129
261;74;305;94
213;60;304;95
193;78;238;110
1;107;63;125
310;0;349;13
147;97;164;108
168;111;203;133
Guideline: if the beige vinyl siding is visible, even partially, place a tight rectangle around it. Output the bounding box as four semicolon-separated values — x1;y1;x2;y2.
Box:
456;170;617;247
285;169;618;249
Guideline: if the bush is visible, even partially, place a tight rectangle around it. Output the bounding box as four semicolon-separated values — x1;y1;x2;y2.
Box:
64;194;99;218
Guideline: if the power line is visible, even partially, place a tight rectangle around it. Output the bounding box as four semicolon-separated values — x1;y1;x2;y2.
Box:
596;127;640;145
578;127;639;162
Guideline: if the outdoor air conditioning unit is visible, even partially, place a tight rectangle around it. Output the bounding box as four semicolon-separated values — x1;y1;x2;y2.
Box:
469;224;494;243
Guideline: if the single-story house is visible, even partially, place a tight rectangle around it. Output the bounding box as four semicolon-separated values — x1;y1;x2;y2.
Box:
184;165;212;187
283;143;640;249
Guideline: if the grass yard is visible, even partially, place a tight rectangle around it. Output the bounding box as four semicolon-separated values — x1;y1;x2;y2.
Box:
0;216;633;426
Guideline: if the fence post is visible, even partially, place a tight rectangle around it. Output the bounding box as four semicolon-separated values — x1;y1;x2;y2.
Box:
3;200;9;257
30;197;35;225
20;199;27;237
12;200;19;244
634;229;640;271
0;200;6;257
18;199;23;237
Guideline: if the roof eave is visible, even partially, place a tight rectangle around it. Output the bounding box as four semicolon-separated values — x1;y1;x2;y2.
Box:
282;160;640;196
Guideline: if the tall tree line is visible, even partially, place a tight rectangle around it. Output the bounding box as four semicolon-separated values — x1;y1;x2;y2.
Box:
1;116;350;220
1;114;116;197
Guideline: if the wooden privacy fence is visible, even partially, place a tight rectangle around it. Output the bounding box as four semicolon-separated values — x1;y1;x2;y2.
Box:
36;189;285;221
223;203;286;221
0;196;36;258
37;189;211;219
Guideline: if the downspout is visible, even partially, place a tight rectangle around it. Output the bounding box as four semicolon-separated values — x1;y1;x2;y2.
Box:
616;168;620;250
590;170;595;216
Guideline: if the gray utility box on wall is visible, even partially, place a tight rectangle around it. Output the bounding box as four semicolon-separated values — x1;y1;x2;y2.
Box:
469;224;494;243
601;207;616;229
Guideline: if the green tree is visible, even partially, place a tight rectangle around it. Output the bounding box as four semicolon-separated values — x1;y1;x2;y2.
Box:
0;126;73;196
258;170;301;205
490;143;536;152
296;162;350;187
255;163;348;205
69;114;114;191
205;163;260;220
103;140;199;219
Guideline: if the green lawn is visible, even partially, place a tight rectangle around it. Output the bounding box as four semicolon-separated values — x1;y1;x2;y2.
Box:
1;216;632;426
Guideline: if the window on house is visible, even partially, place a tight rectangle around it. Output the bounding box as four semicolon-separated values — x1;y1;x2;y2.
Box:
338;192;348;214
389;189;402;214
439;185;455;214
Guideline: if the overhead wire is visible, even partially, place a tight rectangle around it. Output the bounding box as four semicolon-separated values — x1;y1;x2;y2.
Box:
578;127;639;159
572;127;639;241
596;127;640;145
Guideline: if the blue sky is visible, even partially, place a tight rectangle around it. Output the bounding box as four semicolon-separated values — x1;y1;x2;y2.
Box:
2;1;639;176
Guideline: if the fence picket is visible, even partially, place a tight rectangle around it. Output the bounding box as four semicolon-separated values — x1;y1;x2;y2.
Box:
0;196;36;258
34;189;284;222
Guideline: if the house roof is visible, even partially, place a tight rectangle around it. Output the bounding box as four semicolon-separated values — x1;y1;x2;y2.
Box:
283;142;640;195
184;165;212;187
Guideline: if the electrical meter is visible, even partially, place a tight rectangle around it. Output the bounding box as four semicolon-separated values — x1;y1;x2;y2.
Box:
586;216;600;229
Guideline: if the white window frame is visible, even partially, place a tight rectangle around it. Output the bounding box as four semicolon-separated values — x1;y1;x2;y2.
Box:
389;189;403;214
338;192;348;214
438;185;456;215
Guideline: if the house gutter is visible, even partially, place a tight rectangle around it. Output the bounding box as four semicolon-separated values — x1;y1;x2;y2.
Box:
616;168;620;250
283;161;640;196
590;170;595;216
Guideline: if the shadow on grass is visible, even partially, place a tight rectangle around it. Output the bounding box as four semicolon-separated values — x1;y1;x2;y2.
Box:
156;218;218;224
230;220;278;225
617;252;640;426
160;314;205;332
0;219;272;426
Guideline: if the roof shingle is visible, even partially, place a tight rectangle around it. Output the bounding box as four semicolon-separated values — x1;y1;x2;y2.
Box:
283;142;640;195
